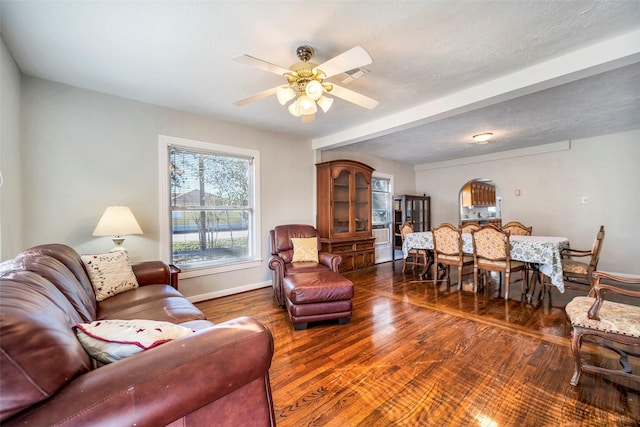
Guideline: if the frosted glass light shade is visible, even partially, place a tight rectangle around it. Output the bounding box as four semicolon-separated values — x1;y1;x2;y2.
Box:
276;86;296;105
305;80;323;101
93;206;143;237
298;95;317;115
288;98;302;117
316;95;333;113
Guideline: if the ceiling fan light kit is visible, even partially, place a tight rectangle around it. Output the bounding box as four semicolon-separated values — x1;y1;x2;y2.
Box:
234;45;378;123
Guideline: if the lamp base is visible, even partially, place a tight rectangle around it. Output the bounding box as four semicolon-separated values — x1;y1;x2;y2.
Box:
111;237;127;252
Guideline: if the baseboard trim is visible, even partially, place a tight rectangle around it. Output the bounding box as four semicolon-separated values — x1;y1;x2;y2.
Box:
187;280;272;303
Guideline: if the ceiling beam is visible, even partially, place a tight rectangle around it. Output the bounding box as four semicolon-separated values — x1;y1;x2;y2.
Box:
312;29;640;151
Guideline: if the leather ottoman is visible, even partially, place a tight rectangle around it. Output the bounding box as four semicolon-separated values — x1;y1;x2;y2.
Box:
282;271;354;330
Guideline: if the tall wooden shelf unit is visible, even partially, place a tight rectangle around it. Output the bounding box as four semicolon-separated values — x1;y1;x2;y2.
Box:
393;195;431;260
316;160;376;272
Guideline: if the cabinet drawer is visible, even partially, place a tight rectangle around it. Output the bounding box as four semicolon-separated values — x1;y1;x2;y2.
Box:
355;240;375;250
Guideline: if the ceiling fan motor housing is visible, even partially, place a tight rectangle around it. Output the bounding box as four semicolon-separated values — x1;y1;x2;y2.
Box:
296;45;314;62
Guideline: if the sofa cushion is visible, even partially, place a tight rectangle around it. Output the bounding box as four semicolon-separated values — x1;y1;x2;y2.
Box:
74;319;194;364
13;254;97;322
81;252;139;302
0;273;92;422
97;284;206;323
291;237;319;263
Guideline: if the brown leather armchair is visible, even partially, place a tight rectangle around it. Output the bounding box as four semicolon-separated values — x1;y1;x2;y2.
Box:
268;224;342;306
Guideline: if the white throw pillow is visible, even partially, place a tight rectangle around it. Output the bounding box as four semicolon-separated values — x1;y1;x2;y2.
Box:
81;251;139;302
74;319;194;364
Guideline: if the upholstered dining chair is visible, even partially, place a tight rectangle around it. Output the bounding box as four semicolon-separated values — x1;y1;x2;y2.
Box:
502;221;532;236
471;224;527;300
432;223;473;289
460;223;481;234
400;221;430;274
565;271;640;386
560;225;605;289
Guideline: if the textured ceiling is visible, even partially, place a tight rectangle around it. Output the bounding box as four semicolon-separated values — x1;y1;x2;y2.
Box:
1;1;639;165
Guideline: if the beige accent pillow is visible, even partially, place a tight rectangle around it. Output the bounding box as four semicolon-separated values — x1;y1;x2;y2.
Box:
81;251;139;302
74;319;194;364
291;237;319;263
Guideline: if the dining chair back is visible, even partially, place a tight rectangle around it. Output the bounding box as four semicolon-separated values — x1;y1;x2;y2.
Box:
460;223;481;234
432;223;473;289
471;224;527;300
502;221;532;236
560;225;605;288
400;221;429;274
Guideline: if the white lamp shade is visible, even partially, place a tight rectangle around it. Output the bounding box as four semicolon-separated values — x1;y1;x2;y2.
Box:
92;206;143;237
316;95;334;113
276;86;296;105
305;80;323;101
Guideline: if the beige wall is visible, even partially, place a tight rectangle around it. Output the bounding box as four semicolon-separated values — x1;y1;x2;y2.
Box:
0;37;23;260
414;132;640;274
18;76;315;299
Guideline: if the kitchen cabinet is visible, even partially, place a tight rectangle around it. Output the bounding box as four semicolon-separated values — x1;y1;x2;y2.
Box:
461;181;496;207
316;160;375;272
392;195;431;260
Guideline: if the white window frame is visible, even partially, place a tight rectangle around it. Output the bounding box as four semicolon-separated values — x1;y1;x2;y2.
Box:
158;135;261;279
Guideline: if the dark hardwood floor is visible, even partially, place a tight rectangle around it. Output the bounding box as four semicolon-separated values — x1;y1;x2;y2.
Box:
196;261;640;426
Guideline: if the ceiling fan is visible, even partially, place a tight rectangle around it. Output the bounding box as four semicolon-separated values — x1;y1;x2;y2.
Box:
233;45;378;123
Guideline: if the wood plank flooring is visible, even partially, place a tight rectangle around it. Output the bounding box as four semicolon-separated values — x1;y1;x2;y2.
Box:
196;261;640;426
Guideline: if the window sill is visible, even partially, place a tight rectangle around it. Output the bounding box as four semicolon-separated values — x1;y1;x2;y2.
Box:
177;258;262;279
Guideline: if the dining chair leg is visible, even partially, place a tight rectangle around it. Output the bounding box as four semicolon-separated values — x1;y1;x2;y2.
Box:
505;271;510;300
457;265;463;290
473;267;479;293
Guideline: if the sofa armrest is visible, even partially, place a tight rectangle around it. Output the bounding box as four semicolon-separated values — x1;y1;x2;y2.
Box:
132;261;171;286
319;252;342;272
4;317;274;427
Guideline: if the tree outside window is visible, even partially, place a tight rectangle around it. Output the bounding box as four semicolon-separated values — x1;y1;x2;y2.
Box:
169;146;254;269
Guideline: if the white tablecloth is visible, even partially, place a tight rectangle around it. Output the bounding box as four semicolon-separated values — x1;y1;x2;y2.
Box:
402;232;570;292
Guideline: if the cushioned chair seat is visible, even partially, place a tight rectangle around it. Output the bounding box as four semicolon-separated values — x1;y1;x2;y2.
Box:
566;296;640;338
562;260;590;275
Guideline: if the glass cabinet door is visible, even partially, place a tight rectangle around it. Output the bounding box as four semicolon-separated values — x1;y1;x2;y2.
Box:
354;171;371;233
332;169;350;235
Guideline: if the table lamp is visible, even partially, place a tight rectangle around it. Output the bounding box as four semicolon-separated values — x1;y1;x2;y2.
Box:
92;206;143;252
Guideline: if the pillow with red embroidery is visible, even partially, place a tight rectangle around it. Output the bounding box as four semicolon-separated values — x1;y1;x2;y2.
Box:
74;319;194;364
81;251;139;302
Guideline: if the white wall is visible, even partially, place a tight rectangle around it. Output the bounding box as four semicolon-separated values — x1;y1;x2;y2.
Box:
414;132;640;274
0;36;23;260
18;76;316;299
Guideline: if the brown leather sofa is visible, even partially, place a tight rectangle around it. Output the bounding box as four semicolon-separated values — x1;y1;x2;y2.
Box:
268;224;342;306
0;244;276;427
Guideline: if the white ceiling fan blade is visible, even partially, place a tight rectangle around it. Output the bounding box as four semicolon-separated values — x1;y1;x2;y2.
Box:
329;84;378;110
233;54;291;76
234;87;278;107
314;46;372;78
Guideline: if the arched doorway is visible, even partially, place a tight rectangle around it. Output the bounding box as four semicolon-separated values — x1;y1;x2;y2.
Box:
458;178;502;227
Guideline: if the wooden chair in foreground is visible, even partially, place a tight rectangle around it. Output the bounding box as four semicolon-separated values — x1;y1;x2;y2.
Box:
432;223;473;289
400;221;430;275
565;271;640;387
502;221;532;236
559;225;605;289
471;224;527;300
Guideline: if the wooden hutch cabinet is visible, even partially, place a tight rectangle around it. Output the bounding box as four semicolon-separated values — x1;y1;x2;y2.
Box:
316;160;376;272
393;195;431;260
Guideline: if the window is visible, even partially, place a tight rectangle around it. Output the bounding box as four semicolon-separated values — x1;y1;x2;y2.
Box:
159;135;261;276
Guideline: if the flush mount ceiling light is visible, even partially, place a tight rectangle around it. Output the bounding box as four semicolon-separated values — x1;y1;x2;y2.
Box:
234;45;378;123
472;132;494;144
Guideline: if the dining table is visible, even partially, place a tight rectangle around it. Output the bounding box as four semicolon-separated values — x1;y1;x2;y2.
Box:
402;231;570;293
